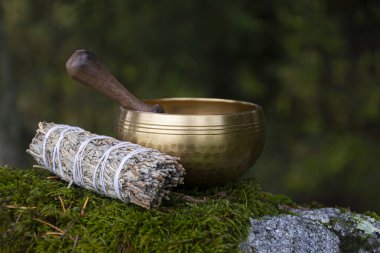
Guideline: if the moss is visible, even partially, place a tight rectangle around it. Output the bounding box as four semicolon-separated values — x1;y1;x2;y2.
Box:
364;211;380;222
0;167;290;253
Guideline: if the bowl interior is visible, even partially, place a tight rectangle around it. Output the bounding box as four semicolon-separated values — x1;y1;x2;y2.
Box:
144;98;259;115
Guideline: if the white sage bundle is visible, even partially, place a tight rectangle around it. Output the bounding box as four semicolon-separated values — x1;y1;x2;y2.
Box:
27;122;185;209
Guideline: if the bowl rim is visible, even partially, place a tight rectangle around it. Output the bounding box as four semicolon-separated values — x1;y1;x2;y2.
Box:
117;98;264;127
123;97;262;116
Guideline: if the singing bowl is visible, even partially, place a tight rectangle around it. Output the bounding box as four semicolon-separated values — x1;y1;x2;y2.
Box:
116;98;265;186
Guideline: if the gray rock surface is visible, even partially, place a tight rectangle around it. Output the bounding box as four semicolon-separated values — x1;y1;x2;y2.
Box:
241;208;380;253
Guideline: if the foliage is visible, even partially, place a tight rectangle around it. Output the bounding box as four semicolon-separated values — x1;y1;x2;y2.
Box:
0;167;289;252
0;0;379;212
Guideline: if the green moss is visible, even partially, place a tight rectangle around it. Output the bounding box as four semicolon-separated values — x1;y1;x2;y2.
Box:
364;211;380;222
0;167;289;252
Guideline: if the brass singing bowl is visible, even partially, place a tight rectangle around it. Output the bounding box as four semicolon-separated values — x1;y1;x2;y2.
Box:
116;98;265;186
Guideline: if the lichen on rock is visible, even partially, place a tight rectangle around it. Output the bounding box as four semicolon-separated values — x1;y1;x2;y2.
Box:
242;208;380;253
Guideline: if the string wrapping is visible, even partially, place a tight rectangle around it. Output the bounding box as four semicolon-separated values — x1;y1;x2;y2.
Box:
27;122;185;209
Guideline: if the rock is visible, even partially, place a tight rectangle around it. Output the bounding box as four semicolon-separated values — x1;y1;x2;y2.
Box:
241;208;380;253
240;213;340;253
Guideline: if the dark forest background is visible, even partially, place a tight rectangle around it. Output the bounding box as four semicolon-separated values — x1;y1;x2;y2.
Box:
0;0;379;212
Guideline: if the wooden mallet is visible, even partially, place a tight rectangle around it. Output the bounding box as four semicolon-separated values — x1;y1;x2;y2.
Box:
66;49;164;113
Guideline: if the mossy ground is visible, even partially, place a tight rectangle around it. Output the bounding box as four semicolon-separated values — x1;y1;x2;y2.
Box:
0;167;292;252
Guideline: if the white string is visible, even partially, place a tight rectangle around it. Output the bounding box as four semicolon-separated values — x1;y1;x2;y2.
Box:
52;126;83;177
72;135;110;187
113;148;151;200
42;123;153;202
42;125;85;177
42;125;69;169
92;142;137;195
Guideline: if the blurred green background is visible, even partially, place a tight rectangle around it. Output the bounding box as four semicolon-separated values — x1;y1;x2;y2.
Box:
0;0;379;212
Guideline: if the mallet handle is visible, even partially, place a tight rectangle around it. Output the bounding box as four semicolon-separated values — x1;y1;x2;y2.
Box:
66;49;164;113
